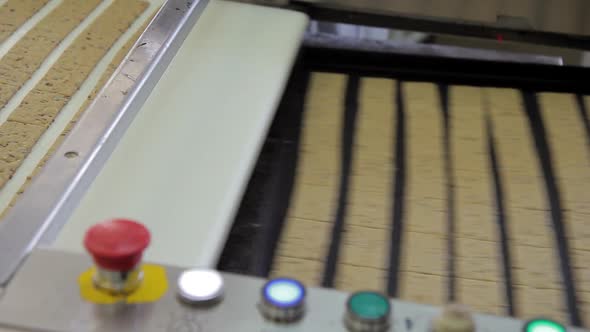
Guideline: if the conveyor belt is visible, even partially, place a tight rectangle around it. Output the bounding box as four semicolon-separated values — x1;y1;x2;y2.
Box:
220;69;590;326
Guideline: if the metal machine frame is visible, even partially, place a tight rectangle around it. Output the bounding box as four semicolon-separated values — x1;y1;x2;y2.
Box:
0;248;584;332
237;0;590;50
0;0;589;331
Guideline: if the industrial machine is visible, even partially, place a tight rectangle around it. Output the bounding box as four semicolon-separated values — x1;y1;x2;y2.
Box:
0;0;589;331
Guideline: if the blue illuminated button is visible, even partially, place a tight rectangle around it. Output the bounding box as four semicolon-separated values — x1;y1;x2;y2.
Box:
259;278;306;322
345;291;391;332
524;318;566;332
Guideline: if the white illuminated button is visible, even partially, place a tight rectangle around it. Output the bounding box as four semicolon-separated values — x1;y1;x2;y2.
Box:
265;279;304;307
177;269;224;304
259;278;306;322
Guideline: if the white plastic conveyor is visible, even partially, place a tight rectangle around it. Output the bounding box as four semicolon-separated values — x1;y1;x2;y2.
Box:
52;0;309;268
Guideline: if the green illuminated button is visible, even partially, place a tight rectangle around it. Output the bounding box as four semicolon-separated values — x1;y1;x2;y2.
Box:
345;291;391;332
524;318;566;332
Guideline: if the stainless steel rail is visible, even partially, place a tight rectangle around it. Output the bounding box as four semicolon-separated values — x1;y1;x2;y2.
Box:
303;32;564;66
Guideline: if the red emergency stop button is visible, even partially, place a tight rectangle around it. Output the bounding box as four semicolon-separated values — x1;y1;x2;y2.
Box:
84;219;150;271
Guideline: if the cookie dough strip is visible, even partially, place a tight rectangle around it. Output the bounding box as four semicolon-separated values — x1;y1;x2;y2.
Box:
539;92;590;326
486;88;565;322
0;0;102;107
271;72;345;286
451;85;504;315
334;77;395;292
398;82;446;306
0;0;50;44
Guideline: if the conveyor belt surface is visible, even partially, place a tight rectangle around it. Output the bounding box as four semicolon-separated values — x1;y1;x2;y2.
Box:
221;70;590;327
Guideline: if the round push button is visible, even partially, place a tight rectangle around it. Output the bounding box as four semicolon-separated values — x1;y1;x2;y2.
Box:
345;291;391;332
84;219;150;271
523;318;566;332
259;278;306;323
84;219;151;294
431;304;475;332
177;269;224;304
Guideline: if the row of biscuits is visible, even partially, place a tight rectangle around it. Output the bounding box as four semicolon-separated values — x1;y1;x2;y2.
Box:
272;73;590;325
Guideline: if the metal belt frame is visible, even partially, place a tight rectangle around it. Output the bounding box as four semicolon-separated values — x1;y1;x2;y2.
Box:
235;0;590;50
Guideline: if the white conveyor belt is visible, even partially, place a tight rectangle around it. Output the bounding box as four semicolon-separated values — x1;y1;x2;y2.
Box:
52;0;309;268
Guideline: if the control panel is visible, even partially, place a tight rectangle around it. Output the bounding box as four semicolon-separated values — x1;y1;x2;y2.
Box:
0;219;584;332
